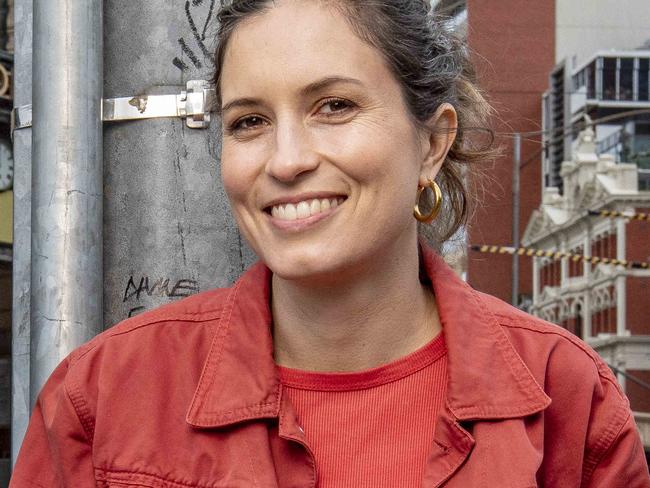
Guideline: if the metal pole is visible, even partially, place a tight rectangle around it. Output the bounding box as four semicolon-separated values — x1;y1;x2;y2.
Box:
582;227;592;340
30;0;103;406
615;217;626;336
11;0;32;467
512;133;521;306
102;1;247;328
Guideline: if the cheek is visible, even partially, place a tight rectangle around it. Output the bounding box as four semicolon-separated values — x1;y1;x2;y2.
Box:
220;143;257;207
323;122;420;183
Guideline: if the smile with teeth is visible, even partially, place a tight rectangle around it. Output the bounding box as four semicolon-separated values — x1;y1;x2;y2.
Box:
270;197;345;221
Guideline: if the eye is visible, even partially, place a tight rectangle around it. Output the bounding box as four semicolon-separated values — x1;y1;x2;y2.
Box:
228;115;268;133
318;98;354;115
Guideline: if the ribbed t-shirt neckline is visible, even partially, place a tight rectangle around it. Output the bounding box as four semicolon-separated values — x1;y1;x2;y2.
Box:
277;333;446;392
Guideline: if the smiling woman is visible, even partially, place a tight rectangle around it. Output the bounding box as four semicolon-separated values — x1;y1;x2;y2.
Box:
9;1;650;487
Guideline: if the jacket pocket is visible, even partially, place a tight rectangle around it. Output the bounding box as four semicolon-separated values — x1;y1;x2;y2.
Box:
95;469;203;488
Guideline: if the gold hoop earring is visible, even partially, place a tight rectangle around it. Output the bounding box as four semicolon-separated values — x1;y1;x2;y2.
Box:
413;178;442;223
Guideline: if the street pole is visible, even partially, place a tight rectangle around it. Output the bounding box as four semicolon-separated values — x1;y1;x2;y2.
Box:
512;133;521;306
11;0;32;467
30;0;104;406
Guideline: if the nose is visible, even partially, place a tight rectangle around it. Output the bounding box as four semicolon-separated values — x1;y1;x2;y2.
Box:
265;119;320;182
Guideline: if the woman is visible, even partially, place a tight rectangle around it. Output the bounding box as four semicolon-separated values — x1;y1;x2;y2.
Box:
11;0;649;487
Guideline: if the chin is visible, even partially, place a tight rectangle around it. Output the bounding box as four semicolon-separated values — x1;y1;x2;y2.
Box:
264;248;354;285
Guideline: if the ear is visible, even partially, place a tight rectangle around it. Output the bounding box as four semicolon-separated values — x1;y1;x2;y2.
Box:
418;103;458;186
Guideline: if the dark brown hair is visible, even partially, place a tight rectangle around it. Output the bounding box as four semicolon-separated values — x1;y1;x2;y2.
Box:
213;0;494;243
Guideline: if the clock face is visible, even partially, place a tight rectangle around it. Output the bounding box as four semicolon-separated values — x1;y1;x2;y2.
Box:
0;139;13;191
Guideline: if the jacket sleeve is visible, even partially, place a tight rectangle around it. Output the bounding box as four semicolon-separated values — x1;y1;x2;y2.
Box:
10;358;96;487
584;410;650;488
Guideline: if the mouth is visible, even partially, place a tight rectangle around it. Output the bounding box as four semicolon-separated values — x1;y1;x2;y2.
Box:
265;196;347;222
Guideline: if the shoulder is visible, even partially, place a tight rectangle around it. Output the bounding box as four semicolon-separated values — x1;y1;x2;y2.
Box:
475;292;639;478
68;286;231;366
475;290;630;420
45;285;236;434
475;291;634;478
55;285;234;414
477;291;622;393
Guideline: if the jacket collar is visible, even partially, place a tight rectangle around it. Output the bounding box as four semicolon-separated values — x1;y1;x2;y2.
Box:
186;245;550;428
185;262;281;428
419;246;551;420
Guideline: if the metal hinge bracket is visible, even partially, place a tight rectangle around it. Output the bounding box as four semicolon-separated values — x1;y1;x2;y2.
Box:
11;80;216;136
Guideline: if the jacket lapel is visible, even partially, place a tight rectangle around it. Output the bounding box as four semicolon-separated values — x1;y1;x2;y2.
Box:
421;247;551;421
419;246;551;485
186;262;282;428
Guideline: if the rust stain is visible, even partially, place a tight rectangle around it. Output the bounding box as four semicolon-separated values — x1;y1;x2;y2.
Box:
128;95;148;114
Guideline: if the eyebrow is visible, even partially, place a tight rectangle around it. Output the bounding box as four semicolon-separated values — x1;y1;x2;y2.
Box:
220;76;365;114
300;76;364;96
221;97;263;114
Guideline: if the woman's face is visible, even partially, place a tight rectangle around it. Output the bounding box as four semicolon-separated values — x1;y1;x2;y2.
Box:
220;0;448;283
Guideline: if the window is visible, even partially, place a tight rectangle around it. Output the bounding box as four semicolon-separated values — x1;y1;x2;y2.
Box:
602;57;617;100
639;170;650;190
587;62;596;99
603;58;616;100
574;70;586;91
619;58;634;101
639;58;649;101
636;123;650;135
633;123;650;169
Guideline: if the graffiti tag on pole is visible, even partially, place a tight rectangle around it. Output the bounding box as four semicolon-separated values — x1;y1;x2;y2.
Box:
123;275;200;317
173;0;217;72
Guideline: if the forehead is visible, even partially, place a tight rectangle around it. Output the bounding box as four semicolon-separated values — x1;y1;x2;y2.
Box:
220;0;394;100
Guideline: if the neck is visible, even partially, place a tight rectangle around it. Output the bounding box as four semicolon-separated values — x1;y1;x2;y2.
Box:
271;235;441;372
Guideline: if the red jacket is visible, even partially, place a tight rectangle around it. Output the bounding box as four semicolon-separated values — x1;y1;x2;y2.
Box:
11;246;650;487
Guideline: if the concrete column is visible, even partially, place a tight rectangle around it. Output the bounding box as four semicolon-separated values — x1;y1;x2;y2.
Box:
102;1;250;327
560;237;568;286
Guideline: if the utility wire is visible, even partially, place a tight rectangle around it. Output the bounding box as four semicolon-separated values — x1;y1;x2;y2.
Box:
496;107;650;168
483;108;650;169
608;364;650;392
502;108;650;139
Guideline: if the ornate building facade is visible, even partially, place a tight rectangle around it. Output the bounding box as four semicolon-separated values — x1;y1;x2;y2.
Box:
523;127;650;441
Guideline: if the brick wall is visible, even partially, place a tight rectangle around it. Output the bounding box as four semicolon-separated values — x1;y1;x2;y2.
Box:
626;208;650;336
466;0;555;302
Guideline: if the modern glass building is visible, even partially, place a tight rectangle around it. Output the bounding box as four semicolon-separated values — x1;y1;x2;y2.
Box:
543;50;650;193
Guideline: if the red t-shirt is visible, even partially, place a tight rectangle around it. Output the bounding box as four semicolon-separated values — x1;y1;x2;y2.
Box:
278;333;447;488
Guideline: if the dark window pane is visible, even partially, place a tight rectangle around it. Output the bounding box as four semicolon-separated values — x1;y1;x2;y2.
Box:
639;171;650;191
632;123;650;169
587;62;596;98
639;59;649;101
602;58;617;100
620;58;634;101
